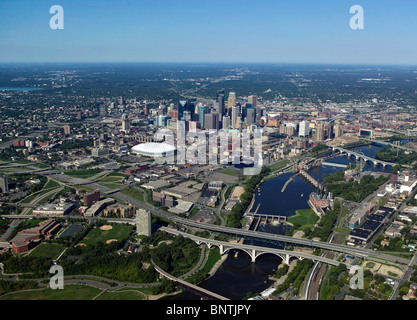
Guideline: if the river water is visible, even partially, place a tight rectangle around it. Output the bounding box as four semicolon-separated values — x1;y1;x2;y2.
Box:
166;144;392;300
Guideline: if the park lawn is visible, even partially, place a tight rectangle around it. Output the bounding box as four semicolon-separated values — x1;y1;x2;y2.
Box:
96;289;147;300
289;209;319;230
28;243;66;260
0;285;101;300
220;168;240;177
80;224;134;246
268;159;290;171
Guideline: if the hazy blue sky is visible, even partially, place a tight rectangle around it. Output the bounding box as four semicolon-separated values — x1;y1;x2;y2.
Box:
1;0;416;64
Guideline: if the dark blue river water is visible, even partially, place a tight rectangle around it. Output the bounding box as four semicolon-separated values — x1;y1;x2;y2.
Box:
166;144;391;300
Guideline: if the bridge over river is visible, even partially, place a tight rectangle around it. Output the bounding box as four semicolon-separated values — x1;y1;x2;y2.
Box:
331;146;409;168
152;259;230;300
161;227;352;267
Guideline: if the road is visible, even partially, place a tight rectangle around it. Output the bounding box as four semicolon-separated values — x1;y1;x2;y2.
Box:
390;252;417;300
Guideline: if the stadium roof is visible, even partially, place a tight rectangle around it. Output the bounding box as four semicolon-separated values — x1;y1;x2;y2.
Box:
131;142;176;156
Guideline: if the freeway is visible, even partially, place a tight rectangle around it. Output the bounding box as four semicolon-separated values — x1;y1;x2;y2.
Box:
46;169;410;264
161;227;350;268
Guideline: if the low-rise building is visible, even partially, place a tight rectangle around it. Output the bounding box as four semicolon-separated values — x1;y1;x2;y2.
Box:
10;220;62;253
33;201;75;217
102;203;136;218
84;198;115;217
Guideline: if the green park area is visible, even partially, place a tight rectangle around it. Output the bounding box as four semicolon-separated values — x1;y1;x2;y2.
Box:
268;159;290;172
95;288;147;300
220;168;240;177
0;285;101;300
288;209;319;233
0;284;150;300
79;224;134;246
28;243;66;260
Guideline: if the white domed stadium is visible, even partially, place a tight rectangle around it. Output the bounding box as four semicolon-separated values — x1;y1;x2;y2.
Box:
131;142;176;158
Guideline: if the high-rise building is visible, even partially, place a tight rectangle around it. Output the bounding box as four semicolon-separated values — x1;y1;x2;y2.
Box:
121;114;130;132
222;116;230;129
231;106;239;129
227;92;236;110
327;124;334;139
0;175;9;193
136;209;152;237
242;103;251;122
299;121;310;137
204;113;219;130
198;105;209;128
216;91;225;116
154;115;169;127
334;123;343;138
83;190;100;206
314;123;325;141
178;101;187;120
248;95;257;109
246;107;256;125
183;111;191;122
144;104;149;115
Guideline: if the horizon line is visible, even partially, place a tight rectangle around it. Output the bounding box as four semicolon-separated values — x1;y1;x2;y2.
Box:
1;61;417;67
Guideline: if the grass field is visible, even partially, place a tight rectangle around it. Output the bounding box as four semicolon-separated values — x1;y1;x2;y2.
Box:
288;209;319;231
96;289;147;300
43;179;60;190
121;188;144;202
0;285;101;300
80;224;134;246
29;243;66;260
220;168;240;177
268;159;291;171
99;175;125;183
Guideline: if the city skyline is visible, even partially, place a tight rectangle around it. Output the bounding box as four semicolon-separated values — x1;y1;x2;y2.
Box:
1;0;417;65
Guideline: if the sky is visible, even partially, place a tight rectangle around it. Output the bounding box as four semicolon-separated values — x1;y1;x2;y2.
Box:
1;0;417;64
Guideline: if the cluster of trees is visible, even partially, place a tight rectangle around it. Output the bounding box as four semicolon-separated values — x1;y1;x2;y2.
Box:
62;243;158;284
308;200;341;242
320;264;347;300
273;259;314;297
0;280;38;296
275;264;289;278
349;269;393;300
0;254;52;278
311;144;329;154
6;174;47;195
325;173;389;203
376;146;417;167
0;218;8;234
0;147;24;161
227;166;271;228
151;235;200;277
57;139;94;154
